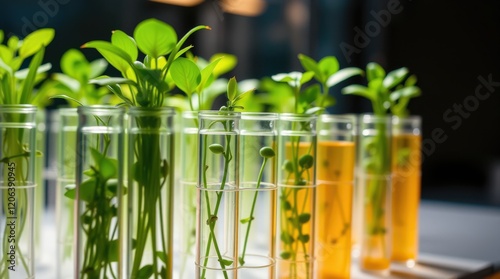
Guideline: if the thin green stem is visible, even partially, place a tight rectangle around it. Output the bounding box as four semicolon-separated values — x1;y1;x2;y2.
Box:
200;121;233;279
239;157;268;265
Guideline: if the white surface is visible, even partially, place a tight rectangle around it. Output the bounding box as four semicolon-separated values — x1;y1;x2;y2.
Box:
419;200;500;264
36;201;500;278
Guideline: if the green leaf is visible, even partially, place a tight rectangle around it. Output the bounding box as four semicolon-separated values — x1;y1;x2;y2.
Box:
298;213;311;223
0;56;13;75
271;73;294;83
156;251;168;264
219;258;233;266
0;30;3;44
209;143;224;154
50;94;84;106
134;66;169;93
7;36;19;52
170;57;201;96
299;83;320;105
89;58;108;78
298;234;310;243
299;154;314;169
368;79;383;91
19;28;55;58
83;168;95;177
63;184;76;200
198;78;227;110
9;57;24;72
78;178;97;203
174;45;193;60
20;46;45;103
259;147;275;158
326;67;364;88
305;106;324;115
227;77;238;102
60;49;89;81
0;45;12;65
298;54;323;82
134;18;177;58
383;67;409;90
112;30;138;62
136;265;154;279
82;40;132;74
211;53;237;77
318;56;339;80
15;62;51;80
240;217;253;224
90;76;136;86
300;71;315;86
198;57;222;91
280;232;295;244
366;62;385;81
89;149;117;180
390;86;421;101
405;74;417;87
52;73;80;92
342;84;375;101
280;251;292;260
107;239;120;262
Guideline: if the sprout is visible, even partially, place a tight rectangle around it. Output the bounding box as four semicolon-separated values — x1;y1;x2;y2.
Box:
299;154;314;169
209;143;224;154
259;146;275;158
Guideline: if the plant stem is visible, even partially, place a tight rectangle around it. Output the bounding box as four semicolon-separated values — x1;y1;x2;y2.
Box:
130;115;169;279
239;157;268;265
200;125;233;279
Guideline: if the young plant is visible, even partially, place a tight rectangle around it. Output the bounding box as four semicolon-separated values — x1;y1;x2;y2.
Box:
0;28;54;279
341;62;420;268
82;18;209;278
64;114;122;279
238;146;275;266
199;77;255;279
270;55;360;278
262;54;363;114
342;62;421;171
169;52;237;111
38;48;116;107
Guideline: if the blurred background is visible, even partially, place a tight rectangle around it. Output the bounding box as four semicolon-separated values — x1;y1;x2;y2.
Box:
1;0;500;207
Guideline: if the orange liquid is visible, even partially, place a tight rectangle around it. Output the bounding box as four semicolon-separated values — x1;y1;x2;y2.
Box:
360;172;391;271
278;141;315;279
391;134;421;262
315;141;355;279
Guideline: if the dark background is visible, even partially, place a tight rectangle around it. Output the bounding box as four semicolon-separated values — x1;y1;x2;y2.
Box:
1;0;500;206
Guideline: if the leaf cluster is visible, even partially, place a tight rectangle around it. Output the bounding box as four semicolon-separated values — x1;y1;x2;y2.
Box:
82;18;210;108
342;62;421;117
263;54;362;114
0;28;54;105
39;48;116;107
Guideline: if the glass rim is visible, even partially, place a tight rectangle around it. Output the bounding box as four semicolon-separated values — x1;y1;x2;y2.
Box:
181;110;199;118
0;104;37;113
77;105;125;115
279;113;317;121
199;110;240;120
241;112;278;120
128;106;175;116
360;113;392;123
319;114;355;124
392;115;422;125
58;107;78;115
